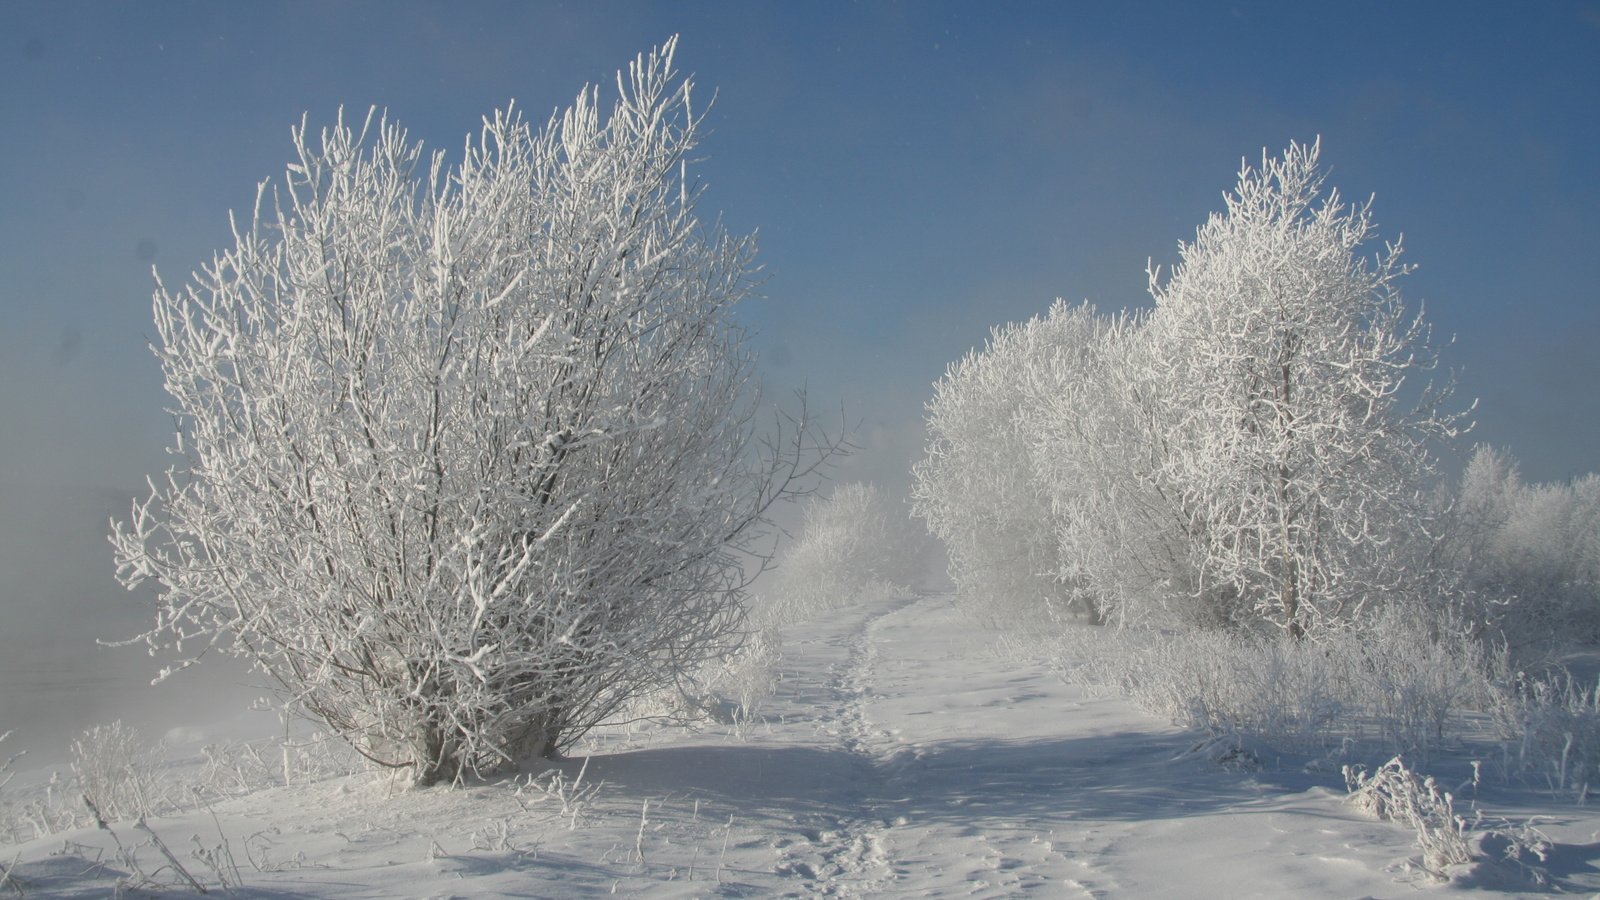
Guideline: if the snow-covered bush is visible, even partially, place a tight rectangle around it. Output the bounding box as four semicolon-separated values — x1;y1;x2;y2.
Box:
514;757;601;830
5;728;159;841
1;771;77;843
194;732;364;798
757;482;922;626
1336;608;1495;754
1054;609;1494;758
71;721;170;823
111;39;838;786
1345;755;1475;878
914;303;1139;626
683;626;781;725
1054;626;1344;750
1489;671;1600;800
1343;753;1551;887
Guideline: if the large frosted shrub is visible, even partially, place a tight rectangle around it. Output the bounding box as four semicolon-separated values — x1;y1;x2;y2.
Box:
1490;672;1600;800
1137;140;1461;636
111;39;836;786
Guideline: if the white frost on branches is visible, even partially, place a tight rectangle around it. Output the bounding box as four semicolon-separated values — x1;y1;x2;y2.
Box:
912;303;1132;626
1139;139;1463;635
111;38;837;786
915;140;1464;636
1449;445;1600;659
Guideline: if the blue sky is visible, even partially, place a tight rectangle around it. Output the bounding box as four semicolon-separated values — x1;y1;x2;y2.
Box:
2;2;1598;750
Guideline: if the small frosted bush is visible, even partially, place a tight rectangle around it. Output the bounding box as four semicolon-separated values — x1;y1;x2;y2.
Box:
4;722;172;841
1345;755;1474;878
685;627;782;725
71;721;169;822
1490;671;1600;800
1054;626;1343;750
1347;754;1553;887
1;772;78;842
193;732;364;798
1325;607;1495;754
1053;606;1494;758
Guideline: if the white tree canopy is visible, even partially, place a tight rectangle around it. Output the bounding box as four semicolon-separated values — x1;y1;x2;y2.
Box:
912;306;1087;625
915;140;1465;637
1141;139;1462;635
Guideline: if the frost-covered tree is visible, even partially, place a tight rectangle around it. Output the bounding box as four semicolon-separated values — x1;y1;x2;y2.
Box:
1138;139;1462;636
912;310;1087;625
915;299;1197;629
111;39;835;786
793;481;922;593
913;299;1194;628
1452;445;1600;658
1018;302;1192;628
915;140;1463;638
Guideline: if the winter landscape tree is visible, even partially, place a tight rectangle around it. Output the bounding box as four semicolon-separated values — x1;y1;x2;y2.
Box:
1450;445;1600;659
1137;139;1463;636
916;140;1464;638
1015;302;1185;628
110;39;835;786
911;310;1085;625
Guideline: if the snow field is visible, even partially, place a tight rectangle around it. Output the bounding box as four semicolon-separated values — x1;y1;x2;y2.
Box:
7;591;1600;896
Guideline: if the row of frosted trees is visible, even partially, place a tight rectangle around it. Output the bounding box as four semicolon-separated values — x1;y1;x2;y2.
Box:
113;35;1595;789
913;140;1597;657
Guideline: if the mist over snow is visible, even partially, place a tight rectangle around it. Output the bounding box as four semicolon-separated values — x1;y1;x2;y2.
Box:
2;2;1598;896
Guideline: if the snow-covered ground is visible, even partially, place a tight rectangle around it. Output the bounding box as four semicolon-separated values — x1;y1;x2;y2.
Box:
6;592;1600;897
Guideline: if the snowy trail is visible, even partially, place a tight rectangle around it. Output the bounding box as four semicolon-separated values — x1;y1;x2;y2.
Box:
0;591;1536;897
583;591;1424;897
745;592;1419;898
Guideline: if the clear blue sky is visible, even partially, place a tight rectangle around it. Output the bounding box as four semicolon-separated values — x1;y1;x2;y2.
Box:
2;2;1598;751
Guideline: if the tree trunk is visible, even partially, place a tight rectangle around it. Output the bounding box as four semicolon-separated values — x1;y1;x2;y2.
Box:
1281;552;1304;640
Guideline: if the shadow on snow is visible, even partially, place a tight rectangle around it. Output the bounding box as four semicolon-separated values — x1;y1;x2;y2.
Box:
575;727;1261;829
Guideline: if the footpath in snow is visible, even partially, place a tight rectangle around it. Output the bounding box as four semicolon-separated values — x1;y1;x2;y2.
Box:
4;592;1591;897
